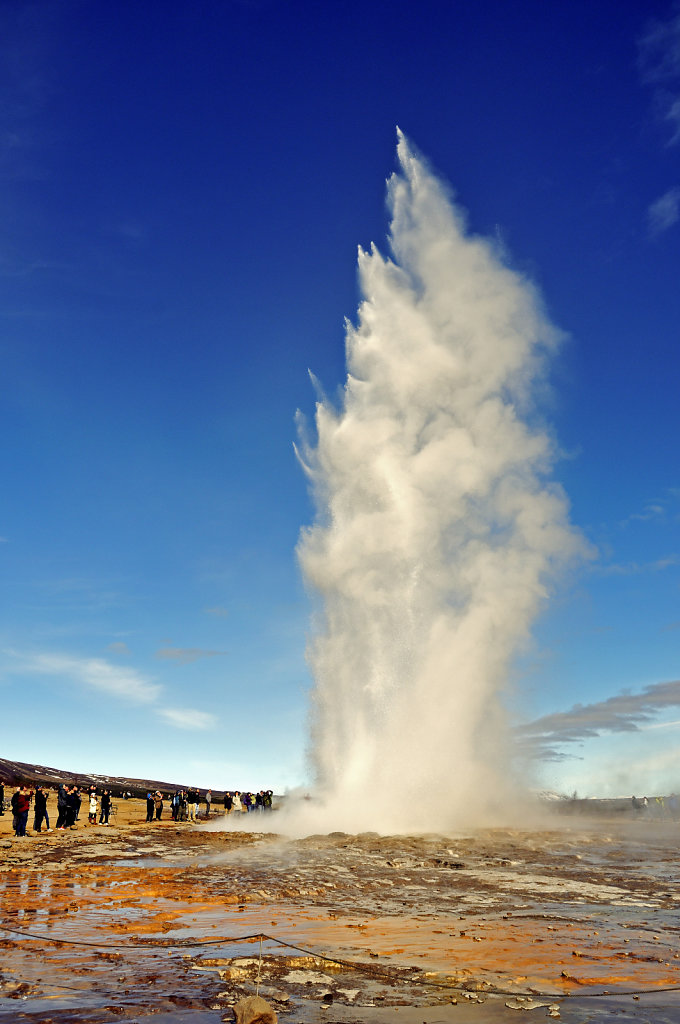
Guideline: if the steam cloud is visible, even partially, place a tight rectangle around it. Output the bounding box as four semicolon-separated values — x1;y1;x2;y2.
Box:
293;132;584;833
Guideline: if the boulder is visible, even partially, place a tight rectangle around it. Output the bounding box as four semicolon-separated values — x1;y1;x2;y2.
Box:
231;995;277;1024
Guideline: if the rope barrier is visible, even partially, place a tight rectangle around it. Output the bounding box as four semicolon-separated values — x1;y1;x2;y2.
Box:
2;921;680;1001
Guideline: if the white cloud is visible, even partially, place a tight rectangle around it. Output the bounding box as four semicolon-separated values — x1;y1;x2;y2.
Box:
19;652;161;704
204;606;230;618
639;10;680;83
667;96;680;144
157;708;216;730
648;187;680;236
627;502;665;522
639;10;680;145
2;650;219;733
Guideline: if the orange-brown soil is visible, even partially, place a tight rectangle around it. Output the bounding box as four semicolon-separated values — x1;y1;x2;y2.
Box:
2;803;680;1022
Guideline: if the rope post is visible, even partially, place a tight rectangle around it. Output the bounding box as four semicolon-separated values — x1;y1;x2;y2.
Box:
256;933;263;996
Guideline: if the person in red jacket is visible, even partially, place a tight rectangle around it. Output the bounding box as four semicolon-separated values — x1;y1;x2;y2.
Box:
12;786;31;837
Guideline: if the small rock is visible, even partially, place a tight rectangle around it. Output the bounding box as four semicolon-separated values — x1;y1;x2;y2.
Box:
232;995;277;1024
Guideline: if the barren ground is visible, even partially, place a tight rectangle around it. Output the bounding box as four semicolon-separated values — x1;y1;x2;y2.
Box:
2;799;680;1022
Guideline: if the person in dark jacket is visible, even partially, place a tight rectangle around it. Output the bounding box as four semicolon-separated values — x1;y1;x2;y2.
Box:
56;784;68;829
146;792;154;822
0;782;4;815
65;787;80;828
33;786;49;832
99;790;112;825
186;788;199;822
10;787;19;832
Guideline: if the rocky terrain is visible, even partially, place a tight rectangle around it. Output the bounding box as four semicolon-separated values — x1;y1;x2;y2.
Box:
2;807;680;1022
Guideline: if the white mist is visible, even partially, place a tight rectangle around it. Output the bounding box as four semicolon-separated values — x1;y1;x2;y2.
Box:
293;132;583;834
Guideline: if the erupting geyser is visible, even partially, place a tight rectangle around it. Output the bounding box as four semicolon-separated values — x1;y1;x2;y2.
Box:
295;132;583;833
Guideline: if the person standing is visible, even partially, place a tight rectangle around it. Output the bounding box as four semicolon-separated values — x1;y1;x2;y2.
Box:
0;781;4;815
11;787;19;831
13;786;31;836
43;788;52;831
223;791;233;815
99;790;111;825
88;791;98;824
153;791;163;820
73;787;82;823
33;786;50;832
65;787;80;828
187;788;198;822
146;792;154;822
56;784;68;829
205;789;212;817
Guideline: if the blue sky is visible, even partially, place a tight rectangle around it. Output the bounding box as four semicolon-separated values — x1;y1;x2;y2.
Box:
1;0;679;797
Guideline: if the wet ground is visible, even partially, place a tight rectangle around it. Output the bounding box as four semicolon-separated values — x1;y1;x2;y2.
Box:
2;817;680;1022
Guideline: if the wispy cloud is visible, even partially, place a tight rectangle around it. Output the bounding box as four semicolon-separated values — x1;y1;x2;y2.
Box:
157;708;216;731
18;652;161;704
628;502;666;522
639;8;680;145
2;649;216;730
648;187;680;236
641;717;680;731
107;641;131;656
0;3;76;190
620;489;680;527
204;606;230;618
156;647;228;665
518;678;680;759
108;220;147;242
598;554;679;576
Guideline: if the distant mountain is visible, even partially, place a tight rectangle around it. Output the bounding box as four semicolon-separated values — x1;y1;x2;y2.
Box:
0;756;200;797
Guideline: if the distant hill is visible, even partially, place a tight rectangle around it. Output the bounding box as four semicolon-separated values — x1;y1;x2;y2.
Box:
0;756;207;798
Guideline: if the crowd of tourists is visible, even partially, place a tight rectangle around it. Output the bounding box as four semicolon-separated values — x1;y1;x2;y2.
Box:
0;782;116;835
631;794;680;817
223;790;274;814
0;781;275;836
161;788;275;821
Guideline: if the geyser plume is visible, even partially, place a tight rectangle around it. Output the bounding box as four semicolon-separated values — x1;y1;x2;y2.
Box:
295;132;582;833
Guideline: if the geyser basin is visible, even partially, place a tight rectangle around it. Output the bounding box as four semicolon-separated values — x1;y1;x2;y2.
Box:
2;822;680;1022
